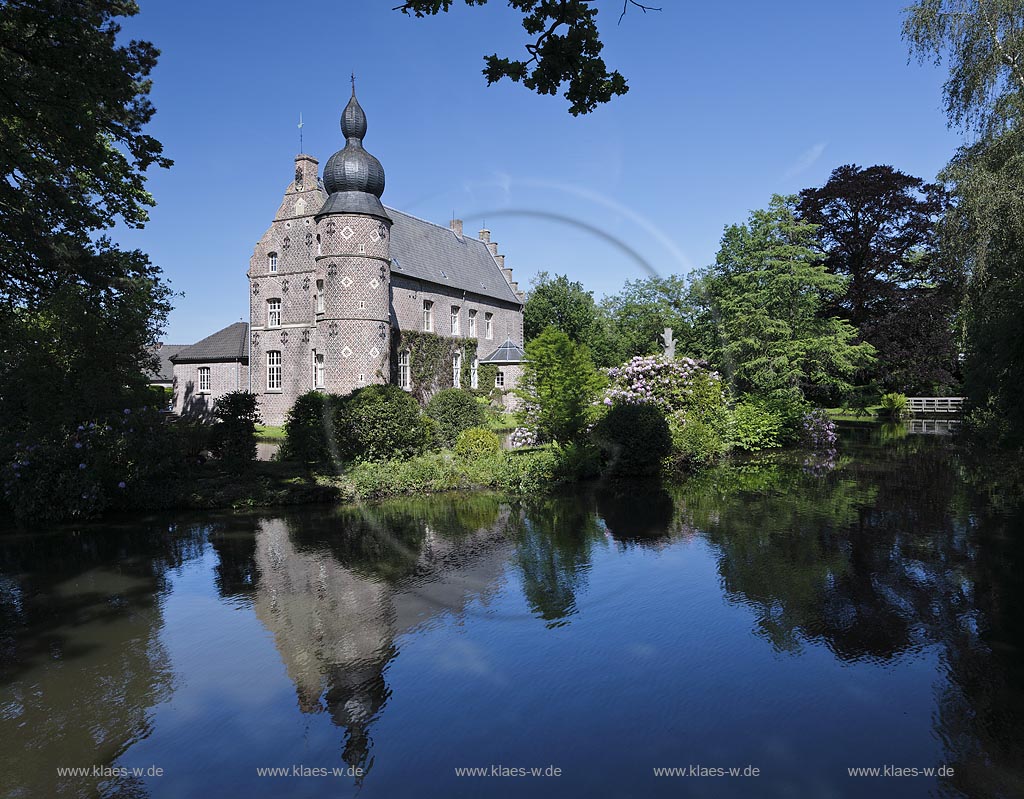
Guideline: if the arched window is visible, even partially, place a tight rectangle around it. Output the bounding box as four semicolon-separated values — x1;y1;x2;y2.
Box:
313;352;325;388
316;234;322;256
268;252;278;273
315;280;324;314
267;298;281;328
267;351;282;391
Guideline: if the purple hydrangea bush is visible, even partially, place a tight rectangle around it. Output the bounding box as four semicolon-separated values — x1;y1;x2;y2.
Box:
604;355;725;415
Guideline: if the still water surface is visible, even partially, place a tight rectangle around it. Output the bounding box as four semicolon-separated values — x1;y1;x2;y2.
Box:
1;426;1022;798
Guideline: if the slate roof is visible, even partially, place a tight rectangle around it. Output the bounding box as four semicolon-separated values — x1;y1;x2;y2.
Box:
385;207;523;306
480;338;526;364
170;322;249;364
149;344;187;381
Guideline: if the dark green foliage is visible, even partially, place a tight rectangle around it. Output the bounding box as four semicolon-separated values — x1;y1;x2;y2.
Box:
0;0;174;443
454;427;502;460
797;165;956;395
593;402;671;476
2;407;183;524
395;1;656;115
524;272;623;366
336;384;433;462
600;275;695;362
281;391;339;465
211;391;261;471
425;388;486;447
879;392;909;420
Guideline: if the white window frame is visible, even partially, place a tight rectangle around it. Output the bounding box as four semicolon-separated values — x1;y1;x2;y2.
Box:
267;298;281;328
423;300;433;332
316;280;324;314
451;305;460;336
268;252;278;273
314;352;325;388
471;357;479;389
398;351;411;390
468;309;477;337
198;366;211;393
453;351;462;388
484;312;493;339
495;369;505;389
267;350;282;391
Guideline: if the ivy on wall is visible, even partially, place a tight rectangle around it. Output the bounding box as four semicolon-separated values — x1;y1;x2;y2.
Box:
393;331;481;403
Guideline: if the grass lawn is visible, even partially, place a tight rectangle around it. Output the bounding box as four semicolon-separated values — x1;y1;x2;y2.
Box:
826;406;882;422
487;412;518;432
255;424;286;442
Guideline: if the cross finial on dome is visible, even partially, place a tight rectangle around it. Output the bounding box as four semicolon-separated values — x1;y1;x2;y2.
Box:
351;72;356;95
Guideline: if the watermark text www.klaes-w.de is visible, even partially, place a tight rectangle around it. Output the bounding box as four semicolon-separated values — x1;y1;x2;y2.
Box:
56;766;164;778
653;764;761;778
255;765;365;778
848;765;955;778
454;764;562;778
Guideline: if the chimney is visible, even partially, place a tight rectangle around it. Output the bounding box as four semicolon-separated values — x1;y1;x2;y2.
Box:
479;228;491;243
449;218;463;236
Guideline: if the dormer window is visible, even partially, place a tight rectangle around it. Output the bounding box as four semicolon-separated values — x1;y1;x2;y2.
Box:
268;252;278;273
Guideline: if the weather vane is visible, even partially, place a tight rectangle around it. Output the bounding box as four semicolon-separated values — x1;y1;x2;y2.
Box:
298;112;303;153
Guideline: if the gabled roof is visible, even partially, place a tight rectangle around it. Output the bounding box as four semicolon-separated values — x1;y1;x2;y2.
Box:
480;338;525;364
170;322;249;364
386;207;522;306
149;344;187;381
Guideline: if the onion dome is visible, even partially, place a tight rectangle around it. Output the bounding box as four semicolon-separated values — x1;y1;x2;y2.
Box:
318;82;389;221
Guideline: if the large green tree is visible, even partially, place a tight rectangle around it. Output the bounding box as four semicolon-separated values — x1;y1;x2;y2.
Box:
516;327;605;443
395;0;659;115
0;0;172;433
905;0;1024;442
797;165;957;393
694;195;875;400
523;272;622;366
600;275;695;361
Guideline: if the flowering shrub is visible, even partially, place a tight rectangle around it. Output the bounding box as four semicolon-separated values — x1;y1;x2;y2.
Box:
605;356;726;416
454;427;502;460
801;409;838;450
509;427;538;449
2;407;182;523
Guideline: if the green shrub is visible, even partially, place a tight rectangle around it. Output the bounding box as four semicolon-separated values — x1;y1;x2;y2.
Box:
728;400;784;451
454;427;502;460
492;450;561;493
664;411;729;472
552;440;603;481
211;390;260;471
282;391;339;465
880;392;909;420
336;384;432;462
592;402;672;476
425;388;486;448
2;407;184;524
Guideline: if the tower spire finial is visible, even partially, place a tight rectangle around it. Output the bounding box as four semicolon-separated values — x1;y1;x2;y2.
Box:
351;72;356;96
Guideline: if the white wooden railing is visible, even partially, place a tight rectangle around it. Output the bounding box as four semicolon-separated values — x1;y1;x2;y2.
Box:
907;397;964;415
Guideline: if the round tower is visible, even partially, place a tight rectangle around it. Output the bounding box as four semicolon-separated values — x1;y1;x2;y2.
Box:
314;82;392;394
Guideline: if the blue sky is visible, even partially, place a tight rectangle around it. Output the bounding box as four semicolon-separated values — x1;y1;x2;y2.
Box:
116;0;962;344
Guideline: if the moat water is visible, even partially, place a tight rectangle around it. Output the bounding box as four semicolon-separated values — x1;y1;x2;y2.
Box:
1;425;1022;798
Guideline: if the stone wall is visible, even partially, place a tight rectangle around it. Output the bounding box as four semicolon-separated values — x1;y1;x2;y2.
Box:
172;361;249;417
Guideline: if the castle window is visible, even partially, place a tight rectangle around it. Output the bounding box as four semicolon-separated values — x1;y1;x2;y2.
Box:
468;309;477;337
495;369;505;389
267;298;281;328
451;305;460;335
314;352;325;389
268;253;278;273
198;367;211;393
316;280;324;314
422;300;433;332
358;300;366;310
398;351;411;390
484;312;493;339
358;373;366;384
316;235;322;256
471;357;479;389
453;351;462;388
267;351;282;391
357;243;366;254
